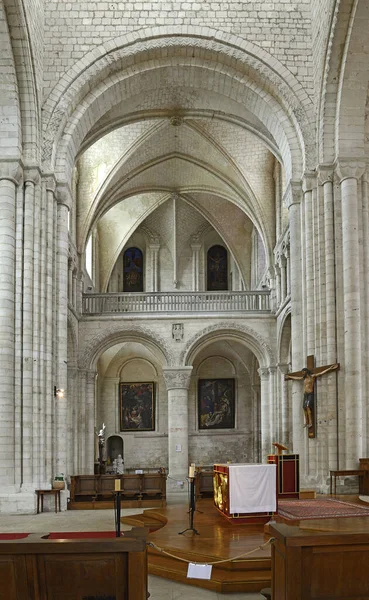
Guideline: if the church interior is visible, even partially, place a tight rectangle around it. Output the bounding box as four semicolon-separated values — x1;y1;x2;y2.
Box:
1;0;369;597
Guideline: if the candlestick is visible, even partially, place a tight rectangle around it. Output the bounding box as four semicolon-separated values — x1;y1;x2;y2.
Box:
189;465;195;478
115;479;121;491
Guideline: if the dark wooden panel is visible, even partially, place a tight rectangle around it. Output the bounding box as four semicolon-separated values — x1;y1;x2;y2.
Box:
0;556;29;600
37;553;127;599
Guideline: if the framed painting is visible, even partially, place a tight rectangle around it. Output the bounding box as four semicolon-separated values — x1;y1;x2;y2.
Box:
120;382;155;431
198;379;235;430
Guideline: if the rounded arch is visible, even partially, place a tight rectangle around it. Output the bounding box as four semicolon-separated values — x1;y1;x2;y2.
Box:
181;322;276;367
118;357;159;380
78;324;174;370
318;0;369;162
42;28;313;181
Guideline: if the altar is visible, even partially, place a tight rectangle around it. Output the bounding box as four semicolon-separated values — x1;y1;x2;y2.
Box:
213;463;277;524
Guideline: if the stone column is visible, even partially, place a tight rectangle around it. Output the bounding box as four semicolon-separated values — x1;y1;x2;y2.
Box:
278;364;290;446
258;367;270;460
302;173;316;355
279;255;287;304
285;182;305;464
149;243;160;292
45;177;56;483
274;263;281;308
163;367;193;492
191;241;201;291
318;166;338;470
285;242;291;297
86;371;96;473
337;161;366;467
268;366;278;448
55;184;72;477
0;162;21;487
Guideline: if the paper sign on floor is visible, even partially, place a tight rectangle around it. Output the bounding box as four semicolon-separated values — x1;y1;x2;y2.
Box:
187;563;212;580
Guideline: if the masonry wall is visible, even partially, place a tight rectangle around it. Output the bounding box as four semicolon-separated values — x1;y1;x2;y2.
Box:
43;0;315;101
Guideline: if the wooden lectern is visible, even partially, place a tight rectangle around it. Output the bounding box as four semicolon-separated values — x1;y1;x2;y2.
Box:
267;443;300;499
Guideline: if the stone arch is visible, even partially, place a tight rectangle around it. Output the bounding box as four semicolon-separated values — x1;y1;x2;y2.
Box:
78;324;174;370
318;0;369;162
181;321;276;368
0;1;21;159
3;0;40;161
41;28;313;181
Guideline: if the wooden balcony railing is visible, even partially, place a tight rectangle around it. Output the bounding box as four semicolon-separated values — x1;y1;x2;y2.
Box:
82;291;271;314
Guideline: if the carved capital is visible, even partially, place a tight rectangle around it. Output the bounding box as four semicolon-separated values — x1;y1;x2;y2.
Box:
336;160;366;184
56;183;73;208
302;171;317;194
24;167;41;186
44;173;57;193
283;180;302;210
278;363;289;374
268;366;277;375
258;367;270;380
163;367;193;390
317;165;334;186
0;160;22;184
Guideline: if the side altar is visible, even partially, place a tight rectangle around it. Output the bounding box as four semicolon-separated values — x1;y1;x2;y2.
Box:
214;463;277;524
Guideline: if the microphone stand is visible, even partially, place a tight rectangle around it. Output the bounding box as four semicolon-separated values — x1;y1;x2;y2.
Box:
179;475;200;535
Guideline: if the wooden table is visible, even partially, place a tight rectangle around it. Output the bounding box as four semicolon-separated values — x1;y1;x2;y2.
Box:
35;489;61;514
329;470;364;495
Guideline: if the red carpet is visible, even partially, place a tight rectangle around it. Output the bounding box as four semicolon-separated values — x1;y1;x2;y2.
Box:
0;533;29;540
278;498;369;520
48;531;123;539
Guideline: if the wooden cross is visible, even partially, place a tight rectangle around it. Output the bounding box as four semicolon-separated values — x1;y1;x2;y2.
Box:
285;355;340;439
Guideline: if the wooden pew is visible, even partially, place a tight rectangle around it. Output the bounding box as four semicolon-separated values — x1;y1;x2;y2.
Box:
196;469;214;499
0;529;148;599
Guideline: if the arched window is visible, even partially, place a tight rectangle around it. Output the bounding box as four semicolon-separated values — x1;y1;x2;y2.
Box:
123;247;143;292
207;245;228;291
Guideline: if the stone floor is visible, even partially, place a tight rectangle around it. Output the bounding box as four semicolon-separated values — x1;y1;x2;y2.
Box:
0;508;265;599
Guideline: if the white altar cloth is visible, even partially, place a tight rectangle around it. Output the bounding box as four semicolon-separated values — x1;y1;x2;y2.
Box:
228;463;276;514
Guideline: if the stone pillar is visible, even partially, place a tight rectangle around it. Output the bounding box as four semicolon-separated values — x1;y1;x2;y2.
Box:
285;243;291;297
302;173;316;354
274;263;281;308
149;243;160;292
0;162;21;487
318;166;338;470
285;182;305;464
86;371;96;473
163;367;192;493
278;364;290;446
55;184;72;477
191;241;201;291
337;162;366;467
258;367;270;460
279;255;287;304
268;366;278;449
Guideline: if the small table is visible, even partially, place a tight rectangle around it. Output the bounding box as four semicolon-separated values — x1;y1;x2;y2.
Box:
36;489;61;514
329;470;364;495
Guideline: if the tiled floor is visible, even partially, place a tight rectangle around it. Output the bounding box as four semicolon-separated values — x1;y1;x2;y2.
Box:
0;509;265;599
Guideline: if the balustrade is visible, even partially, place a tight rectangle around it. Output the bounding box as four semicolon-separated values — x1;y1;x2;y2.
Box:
82;290;270;314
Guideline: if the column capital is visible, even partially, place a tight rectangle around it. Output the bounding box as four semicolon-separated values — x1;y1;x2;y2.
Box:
23;166;41;186
335;160;366;183
0;160;22;184
56;183;73;209
283;180;302;210
258;366;270;380
163;367;193;390
302;171;317;193
277;363;290;374
268;366;278;375
44;173;57;193
317;165;334;186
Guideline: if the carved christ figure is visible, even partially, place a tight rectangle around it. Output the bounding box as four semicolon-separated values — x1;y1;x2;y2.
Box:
285;364;339;429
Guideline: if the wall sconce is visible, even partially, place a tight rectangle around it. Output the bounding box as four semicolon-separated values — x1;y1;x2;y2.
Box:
54;387;65;399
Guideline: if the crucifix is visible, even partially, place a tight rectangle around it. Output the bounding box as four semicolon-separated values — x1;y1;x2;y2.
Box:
284;355;339;439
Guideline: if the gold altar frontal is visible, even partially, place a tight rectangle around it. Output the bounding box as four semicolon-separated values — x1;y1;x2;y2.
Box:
213;463;277;524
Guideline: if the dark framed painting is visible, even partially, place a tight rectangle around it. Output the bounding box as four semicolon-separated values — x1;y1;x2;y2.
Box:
198;379;235;430
123;247;143;292
120;382;155;431
207;245;228;291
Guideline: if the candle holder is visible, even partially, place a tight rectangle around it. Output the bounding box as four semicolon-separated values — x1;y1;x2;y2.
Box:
112;490;122;537
178;475;200;536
